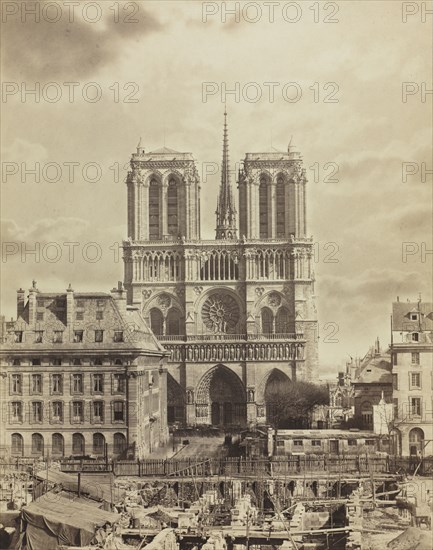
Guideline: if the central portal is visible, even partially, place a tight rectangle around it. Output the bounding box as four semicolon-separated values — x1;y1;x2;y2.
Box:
197;364;246;427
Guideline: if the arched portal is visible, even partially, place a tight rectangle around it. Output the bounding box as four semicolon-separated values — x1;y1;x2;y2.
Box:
72;433;85;456
263;368;292;427
196;365;246;427
409;427;424;456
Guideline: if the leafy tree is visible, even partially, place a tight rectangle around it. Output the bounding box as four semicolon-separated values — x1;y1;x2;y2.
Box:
266;381;330;429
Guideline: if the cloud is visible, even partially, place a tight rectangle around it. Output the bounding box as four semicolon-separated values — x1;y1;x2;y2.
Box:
1;0;162;80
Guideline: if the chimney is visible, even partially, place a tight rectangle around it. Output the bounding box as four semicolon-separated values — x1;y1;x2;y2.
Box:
111;281;127;317
28;280;38;326
17;288;25;319
66;284;74;327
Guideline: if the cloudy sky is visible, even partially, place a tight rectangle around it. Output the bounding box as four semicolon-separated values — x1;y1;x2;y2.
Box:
1;0;431;376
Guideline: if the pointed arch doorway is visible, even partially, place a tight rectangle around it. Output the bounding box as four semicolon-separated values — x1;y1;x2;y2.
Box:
196;365;246;427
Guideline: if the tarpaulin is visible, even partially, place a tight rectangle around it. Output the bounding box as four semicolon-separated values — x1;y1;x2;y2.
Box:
18;491;119;549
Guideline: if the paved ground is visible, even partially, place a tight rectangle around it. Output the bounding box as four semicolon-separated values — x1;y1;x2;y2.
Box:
173;436;225;459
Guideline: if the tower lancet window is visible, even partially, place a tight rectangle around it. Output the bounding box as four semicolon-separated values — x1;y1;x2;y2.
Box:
276;176;285;238
167;178;179;236
259;176;269;238
149;179;161;239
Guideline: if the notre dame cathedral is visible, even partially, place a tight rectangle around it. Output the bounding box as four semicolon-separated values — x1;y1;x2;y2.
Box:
123;113;318;428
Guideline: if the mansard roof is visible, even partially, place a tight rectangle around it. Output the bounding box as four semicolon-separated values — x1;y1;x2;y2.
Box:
392;301;433;332
1;285;165;354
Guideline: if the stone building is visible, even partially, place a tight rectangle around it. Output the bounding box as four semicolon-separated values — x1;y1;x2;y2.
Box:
390;299;433;456
123;112;318;428
351;339;393;430
0;282;169;459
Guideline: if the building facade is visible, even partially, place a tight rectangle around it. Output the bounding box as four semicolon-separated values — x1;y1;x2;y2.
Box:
351;339;393;430
123;113;319;428
0;282;169;459
390;299;433;456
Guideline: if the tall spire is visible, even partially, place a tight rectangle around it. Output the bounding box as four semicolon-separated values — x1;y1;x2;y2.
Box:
215;108;237;240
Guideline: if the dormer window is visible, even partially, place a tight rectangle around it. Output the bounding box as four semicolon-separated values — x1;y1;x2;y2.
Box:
410;313;419;321
14;332;23;343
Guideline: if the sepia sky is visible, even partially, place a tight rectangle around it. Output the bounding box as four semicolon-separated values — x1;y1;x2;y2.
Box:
1;0;432;376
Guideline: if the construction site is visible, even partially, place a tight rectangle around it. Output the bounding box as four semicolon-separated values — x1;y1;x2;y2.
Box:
1;431;432;550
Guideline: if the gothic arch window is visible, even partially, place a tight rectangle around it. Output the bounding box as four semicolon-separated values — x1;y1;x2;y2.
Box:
149;178;161;239
150;308;164;336
276;176;285;238
275;307;289;333
261;307;273;335
166;308;182;336
11;433;23;456
200;251;239;281
259;176;269;238
167;178;179;236
52;433;64;456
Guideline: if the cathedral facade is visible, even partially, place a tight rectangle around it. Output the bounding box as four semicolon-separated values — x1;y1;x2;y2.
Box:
123;114;318;428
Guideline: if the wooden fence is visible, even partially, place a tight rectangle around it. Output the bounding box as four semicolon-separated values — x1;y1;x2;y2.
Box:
59;455;433;477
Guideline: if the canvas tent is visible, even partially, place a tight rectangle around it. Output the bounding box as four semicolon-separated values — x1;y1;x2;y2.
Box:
18;491;119;549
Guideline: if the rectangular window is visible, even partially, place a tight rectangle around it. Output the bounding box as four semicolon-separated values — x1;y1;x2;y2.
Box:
52;358;62;366
348;439;357;446
76;311;84;321
72;374;83;394
311;440;321;447
412;333;419;342
93;374;103;393
113;401;125;421
93;401;104;422
14;331;23;343
73;331;84;343
52;401;63;421
52;374;63;394
276;440;285;447
113;374;125;393
411;352;420;365
32;358;41;366
76;300;85;308
293;440;303;447
36;312;44;321
32;402;43;423
95;330;104;343
72;401;84;422
411;373;421;388
392;373;398;390
410;313;419;321
11;374;22;394
410;397;421;416
32;374;42;394
365;439;376;446
113;331;124;343
34;331;43;343
96;311;103;320
11;402;22;422
53;331;63;343
97;299;105;308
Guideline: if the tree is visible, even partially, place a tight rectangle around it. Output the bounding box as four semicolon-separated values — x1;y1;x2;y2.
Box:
266;381;330;430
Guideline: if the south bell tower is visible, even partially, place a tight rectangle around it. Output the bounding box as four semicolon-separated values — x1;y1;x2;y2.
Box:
123;114;318;428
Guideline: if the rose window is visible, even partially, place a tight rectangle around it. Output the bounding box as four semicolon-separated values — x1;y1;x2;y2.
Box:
202;293;240;334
